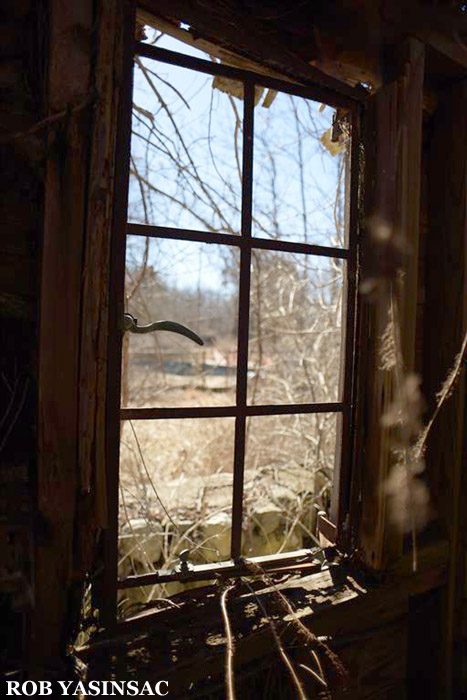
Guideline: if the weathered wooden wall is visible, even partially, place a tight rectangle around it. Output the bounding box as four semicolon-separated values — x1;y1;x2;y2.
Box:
356;39;425;570
423;77;467;697
33;0;94;674
0;0;128;677
0;0;45;675
33;0;128;675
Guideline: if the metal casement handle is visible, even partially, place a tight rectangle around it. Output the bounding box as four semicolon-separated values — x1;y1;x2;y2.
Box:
123;313;204;346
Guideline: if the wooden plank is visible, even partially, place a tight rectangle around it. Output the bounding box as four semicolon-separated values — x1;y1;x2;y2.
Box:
78;554;447;696
33;0;132;666
357;39;425;570
424;78;467;698
32;0;93;671
100;0;136;629
76;0;127;579
81;539;448;650
138;0;364;103
317;510;337;545
138;0;467;94
398;40;425;372
137;8;300;85
381;1;467;71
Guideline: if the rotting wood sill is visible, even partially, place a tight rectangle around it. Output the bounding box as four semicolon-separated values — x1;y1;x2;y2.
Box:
75;540;448;689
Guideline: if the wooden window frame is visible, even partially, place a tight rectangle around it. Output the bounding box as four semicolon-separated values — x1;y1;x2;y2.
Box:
99;5;363;628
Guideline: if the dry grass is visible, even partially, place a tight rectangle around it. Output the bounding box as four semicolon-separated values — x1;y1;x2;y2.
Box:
117;373;337;609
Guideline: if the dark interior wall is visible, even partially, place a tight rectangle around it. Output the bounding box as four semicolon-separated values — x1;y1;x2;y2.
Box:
0;0;45;675
423;78;467;696
0;0;126;676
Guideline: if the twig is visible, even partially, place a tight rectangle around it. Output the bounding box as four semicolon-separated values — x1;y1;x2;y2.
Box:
0;95;94;144
0;376;29;456
126;420;219;560
299;663;328;689
128;419;180;531
241;558;347;686
416;327;467;459
276;637;309;700
220;584;236;700
242;578;315;700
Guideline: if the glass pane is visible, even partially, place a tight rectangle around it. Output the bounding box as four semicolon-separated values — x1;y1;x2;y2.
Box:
118;417;235;607
248;250;345;405
252;91;350;247
243;413;338;556
123;236;239;408
129;57;243;234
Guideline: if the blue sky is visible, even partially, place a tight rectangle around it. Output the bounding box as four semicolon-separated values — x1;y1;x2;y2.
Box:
126;29;346;295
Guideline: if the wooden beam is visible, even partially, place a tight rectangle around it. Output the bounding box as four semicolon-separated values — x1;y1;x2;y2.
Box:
424;77;467;697
138;0;365;103
357;39;425;570
32;0;93;672
382;0;467;71
76;0;127;579
32;0;129;670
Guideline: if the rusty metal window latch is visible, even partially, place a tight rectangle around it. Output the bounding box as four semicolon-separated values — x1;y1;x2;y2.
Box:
122;312;204;346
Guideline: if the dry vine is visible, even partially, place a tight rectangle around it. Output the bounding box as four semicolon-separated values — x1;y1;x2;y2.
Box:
240;559;348;693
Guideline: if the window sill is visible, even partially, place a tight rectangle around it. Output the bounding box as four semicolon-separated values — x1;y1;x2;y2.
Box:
76;540;448;693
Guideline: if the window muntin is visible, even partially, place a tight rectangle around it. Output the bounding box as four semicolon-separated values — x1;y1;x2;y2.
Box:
112;24;358;613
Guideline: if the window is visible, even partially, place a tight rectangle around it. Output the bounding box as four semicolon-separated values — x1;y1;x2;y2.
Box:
104;15;360;621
